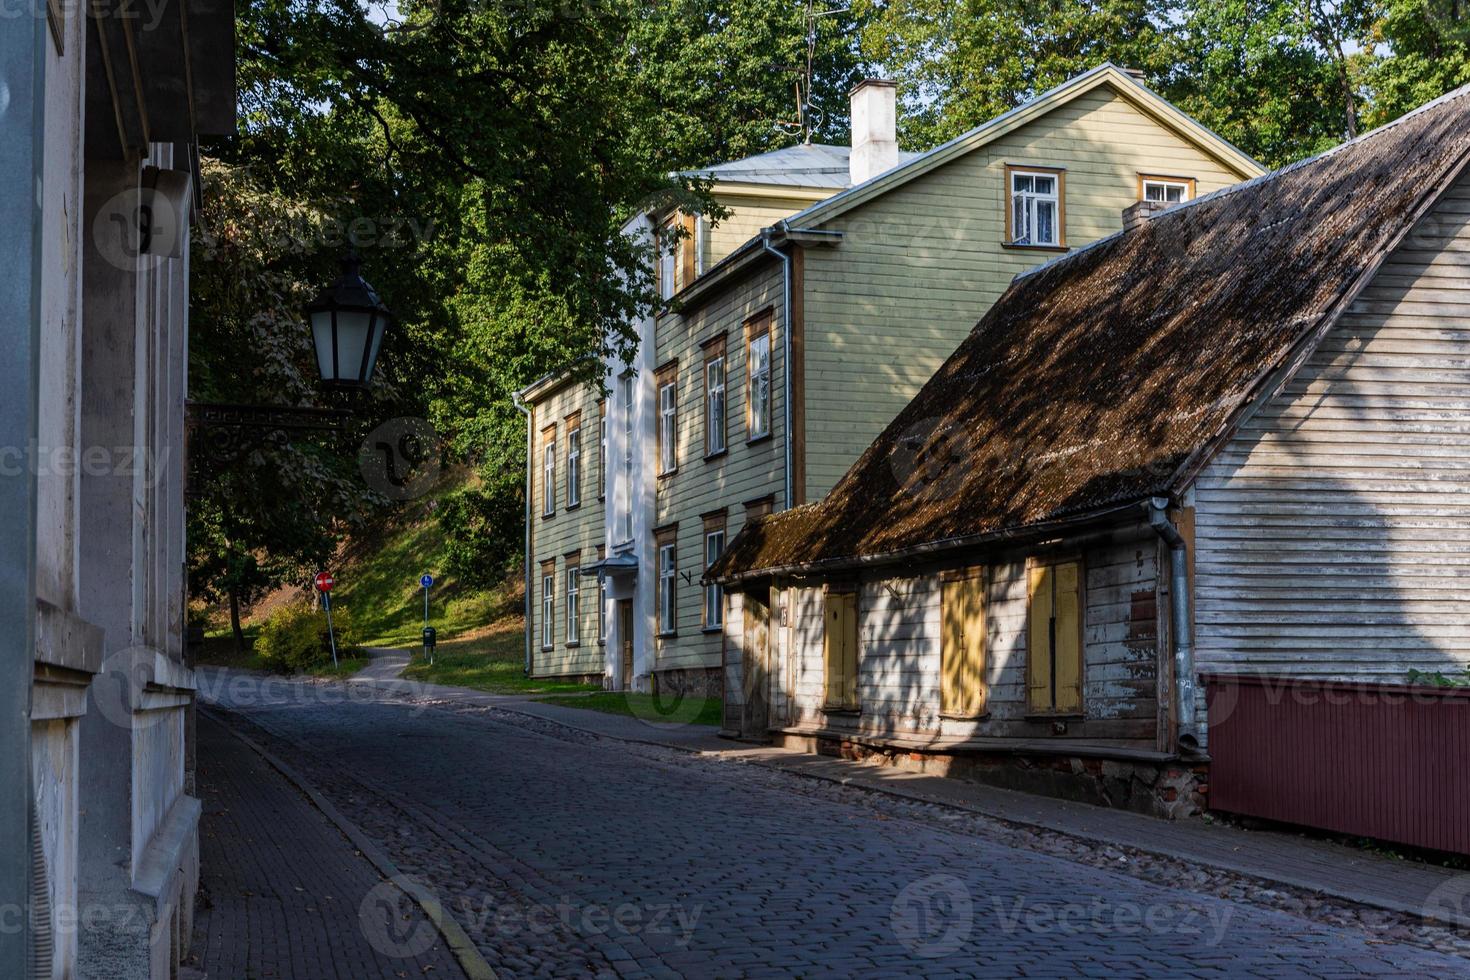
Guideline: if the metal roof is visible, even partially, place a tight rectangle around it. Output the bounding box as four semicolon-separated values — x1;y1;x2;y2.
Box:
681;143;923;190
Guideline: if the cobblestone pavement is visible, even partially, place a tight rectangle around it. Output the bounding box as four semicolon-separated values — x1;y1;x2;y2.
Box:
188;713;466;979
202;679;1470;979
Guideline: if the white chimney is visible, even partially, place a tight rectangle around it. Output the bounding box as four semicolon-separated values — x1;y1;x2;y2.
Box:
849;79;898;187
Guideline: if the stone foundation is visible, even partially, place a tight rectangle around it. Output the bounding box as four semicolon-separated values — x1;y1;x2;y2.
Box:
776;730;1208;820
651;667;723;700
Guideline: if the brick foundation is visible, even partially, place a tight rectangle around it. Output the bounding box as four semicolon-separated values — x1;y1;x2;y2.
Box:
777;731;1208;820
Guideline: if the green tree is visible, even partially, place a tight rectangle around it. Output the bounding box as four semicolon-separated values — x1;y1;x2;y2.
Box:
1365;0;1470;125
856;0;1174;148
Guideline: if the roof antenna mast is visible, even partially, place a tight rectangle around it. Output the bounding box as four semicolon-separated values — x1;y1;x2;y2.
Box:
773;0;850;144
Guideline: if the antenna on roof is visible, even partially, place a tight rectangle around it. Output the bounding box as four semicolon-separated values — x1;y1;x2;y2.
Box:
772;0;849;144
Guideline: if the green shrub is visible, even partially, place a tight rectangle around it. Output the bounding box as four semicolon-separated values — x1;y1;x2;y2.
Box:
255;601;360;671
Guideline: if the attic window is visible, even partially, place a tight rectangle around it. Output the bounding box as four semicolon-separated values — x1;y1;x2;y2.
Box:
1140;175;1194;204
1007;166;1064;248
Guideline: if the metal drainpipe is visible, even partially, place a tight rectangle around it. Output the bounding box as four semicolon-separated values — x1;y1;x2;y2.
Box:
1147;497;1200;754
760;228;794;511
512;391;533;676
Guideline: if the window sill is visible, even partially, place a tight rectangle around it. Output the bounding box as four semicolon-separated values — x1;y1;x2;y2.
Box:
565;641;581;649
747;433;773;447
657;631;678;640
541;511;556;520
701;625;724;635
540;645;554;653
703;448;728;463
597;640;606;647
565;502;581;512
658;468;678;480
1002;242;1069;253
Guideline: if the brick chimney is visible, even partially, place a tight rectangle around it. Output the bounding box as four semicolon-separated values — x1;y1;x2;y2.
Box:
1123;199;1173;231
850;79;898;186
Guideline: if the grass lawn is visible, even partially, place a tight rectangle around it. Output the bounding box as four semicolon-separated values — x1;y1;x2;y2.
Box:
191;631;368;678
533;692;723;728
401;619;602;695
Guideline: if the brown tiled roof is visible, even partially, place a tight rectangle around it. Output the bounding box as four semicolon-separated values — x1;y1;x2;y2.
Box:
710;84;1470;584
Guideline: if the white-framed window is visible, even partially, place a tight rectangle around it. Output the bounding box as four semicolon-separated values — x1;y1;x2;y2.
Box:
597;401;607;500
597;572;607;644
659;380;677;474
567;425;582;507
566;567;581;644
542;435;556;515
748;331;771;439
659;223;677;300
694;215;706;277
1009;169;1061;247
704;529;725;629
705;355;726;455
1142;177;1191;204
658;542;677;634
619;374;634;542
541;571;555;648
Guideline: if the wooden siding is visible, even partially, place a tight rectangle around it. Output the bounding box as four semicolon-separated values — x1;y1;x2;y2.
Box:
801;83;1248;500
527;377;606;677
771;529;1161;743
705;191;827;267
1193;176;1470;733
651;262;787;673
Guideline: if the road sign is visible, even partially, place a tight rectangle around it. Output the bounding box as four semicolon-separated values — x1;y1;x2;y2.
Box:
315;571;335;593
420;573;434;589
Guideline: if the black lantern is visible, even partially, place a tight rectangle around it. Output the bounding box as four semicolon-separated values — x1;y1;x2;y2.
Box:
305;252;392;388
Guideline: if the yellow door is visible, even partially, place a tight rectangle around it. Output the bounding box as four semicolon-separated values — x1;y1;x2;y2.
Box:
941;571;987;716
1027;564;1053;712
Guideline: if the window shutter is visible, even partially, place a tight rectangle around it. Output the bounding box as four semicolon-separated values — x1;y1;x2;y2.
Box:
1054;562;1083;713
680;213;697;288
1027;564;1053;712
824;594;843;707
942;571;987;716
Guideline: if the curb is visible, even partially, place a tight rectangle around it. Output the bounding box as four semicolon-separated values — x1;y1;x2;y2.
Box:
200;706;498;980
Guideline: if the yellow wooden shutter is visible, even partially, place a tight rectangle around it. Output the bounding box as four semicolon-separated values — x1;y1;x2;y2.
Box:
941;571;987;716
680;213;697;288
1027;564;1053;712
1054;562;1083;713
824;594;842;706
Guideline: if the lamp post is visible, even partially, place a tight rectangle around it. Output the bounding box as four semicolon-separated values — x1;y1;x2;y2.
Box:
185;252;395;492
305;251;394;389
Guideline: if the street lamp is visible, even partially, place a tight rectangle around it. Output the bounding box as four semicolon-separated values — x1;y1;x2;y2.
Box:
305;251;393;389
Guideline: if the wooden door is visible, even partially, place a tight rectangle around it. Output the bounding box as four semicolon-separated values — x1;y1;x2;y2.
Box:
741;591;771;735
823;591;859;710
618;599;634;690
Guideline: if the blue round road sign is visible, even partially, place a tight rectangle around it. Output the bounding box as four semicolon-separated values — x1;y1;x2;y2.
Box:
420;574;434;588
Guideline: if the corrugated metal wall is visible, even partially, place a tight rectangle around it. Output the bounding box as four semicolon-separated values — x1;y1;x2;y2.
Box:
1206;675;1470;854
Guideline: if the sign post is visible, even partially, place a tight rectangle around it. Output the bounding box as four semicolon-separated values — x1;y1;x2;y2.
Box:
419;573;435;665
315;571;339;668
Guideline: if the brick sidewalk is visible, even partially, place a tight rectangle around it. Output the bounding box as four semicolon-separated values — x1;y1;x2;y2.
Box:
188;713;467;979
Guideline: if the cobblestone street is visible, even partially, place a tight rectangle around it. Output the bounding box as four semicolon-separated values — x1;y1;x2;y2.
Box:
196;678;1470;978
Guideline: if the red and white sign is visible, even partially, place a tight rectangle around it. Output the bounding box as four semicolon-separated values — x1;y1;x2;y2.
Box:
314;572;336;593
